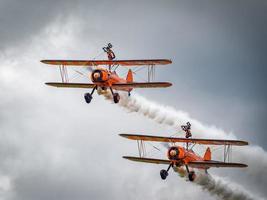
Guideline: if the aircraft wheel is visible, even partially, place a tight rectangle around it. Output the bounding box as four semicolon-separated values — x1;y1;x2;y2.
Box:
160;169;168;180
188;171;196;182
84;93;92;104
113;93;120;103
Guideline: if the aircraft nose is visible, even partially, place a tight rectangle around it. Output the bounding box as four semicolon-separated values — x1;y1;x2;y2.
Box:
91;70;103;82
93;72;101;79
170;150;177;156
168;147;180;160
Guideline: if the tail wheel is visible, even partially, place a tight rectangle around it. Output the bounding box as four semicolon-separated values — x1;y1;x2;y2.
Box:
160;169;168;180
188;171;196;182
113;93;120;103
84;93;92;104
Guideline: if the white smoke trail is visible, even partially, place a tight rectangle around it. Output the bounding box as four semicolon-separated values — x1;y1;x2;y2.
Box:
195;174;256;200
104;92;267;200
172;166;260;200
104;92;235;139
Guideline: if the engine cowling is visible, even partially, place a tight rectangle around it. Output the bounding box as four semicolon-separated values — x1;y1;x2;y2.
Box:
167;146;185;161
167;147;179;160
91;69;109;82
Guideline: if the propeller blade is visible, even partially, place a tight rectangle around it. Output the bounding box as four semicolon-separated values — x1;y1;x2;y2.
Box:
74;70;85;76
86;67;93;72
161;142;171;149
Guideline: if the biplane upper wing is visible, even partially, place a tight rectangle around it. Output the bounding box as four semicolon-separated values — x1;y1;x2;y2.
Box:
123;156;247;168
41;59;172;66
119;134;248;146
45;82;96;88
113;82;172;89
188;161;247;168
123;156;170;165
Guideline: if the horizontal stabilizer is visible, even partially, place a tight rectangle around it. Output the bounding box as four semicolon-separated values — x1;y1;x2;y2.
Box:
119;134;248;146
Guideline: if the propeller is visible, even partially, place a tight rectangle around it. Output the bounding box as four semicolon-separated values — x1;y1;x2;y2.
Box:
69;67;93;81
86;66;94;72
161;142;172;149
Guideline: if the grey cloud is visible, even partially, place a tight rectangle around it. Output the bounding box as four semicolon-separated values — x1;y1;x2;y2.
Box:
0;0;77;51
0;0;267;199
72;0;267;146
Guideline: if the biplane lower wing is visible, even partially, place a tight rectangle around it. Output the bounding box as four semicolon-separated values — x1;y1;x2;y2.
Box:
45;82;96;88
41;59;172;66
123;156;247;168
45;82;172;89
188;161;248;168
123;156;170;165
113;82;172;89
120;134;248;146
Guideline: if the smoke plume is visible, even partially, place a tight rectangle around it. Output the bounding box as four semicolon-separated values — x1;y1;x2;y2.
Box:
104;92;266;200
195;174;257;200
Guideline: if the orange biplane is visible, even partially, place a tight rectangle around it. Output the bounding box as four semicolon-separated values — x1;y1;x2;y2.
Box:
41;43;172;104
120;122;248;181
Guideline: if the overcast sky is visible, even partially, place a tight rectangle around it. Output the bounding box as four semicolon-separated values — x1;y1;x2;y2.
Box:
0;0;267;200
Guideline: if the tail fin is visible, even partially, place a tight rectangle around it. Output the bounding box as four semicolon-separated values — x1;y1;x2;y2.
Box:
203;147;211;161
126;69;133;83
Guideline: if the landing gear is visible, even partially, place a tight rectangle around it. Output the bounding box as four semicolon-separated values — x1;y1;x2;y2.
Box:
185;164;195;182
160;163;173;180
84;93;92;103
160;170;168;180
84;85;97;104
113;93;120;103
128;91;131;97
110;87;120;104
188;171;196;182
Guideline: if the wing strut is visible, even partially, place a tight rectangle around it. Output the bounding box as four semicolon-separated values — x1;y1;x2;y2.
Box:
59;65;69;83
137;140;146;158
224;144;232;162
147;65;156;82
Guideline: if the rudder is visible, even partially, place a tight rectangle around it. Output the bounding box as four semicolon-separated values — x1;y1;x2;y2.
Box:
126;69;133;83
204;147;211;161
